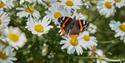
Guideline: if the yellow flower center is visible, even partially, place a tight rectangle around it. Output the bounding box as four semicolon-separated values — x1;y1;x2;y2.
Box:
115;0;122;3
104;2;112;9
0;52;8;60
34;24;44;32
65;0;74;6
7;33;19;42
119;24;125;32
83;35;90;41
0;2;5;8
54;12;62;19
70;34;79;46
25;6;34;13
70;38;78;46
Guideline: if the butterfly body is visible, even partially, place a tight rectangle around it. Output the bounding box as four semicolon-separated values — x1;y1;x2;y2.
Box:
58;16;89;35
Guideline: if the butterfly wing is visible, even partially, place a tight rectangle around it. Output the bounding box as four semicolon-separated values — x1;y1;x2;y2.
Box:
70;19;89;34
77;20;89;32
58;17;73;34
58;16;89;35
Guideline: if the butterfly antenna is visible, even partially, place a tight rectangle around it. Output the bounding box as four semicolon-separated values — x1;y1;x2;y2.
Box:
71;8;76;14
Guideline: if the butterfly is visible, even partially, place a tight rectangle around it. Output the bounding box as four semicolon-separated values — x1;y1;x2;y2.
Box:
58;16;89;35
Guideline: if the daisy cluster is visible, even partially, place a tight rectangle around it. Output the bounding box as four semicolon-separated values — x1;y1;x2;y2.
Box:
97;0;125;43
0;0;103;62
97;0;125;17
42;0;97;55
0;0;27;62
17;0;97;55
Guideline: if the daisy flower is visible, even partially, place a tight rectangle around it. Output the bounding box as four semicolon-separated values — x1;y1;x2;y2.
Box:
88;23;97;34
3;27;27;49
60;0;83;10
97;0;116;17
109;20;125;43
60;34;84;55
96;49;108;63
0;0;14;10
0;44;17;63
26;16;53;36
16;5;40;19
114;0;125;8
0;11;10;30
46;4;71;24
78;31;97;50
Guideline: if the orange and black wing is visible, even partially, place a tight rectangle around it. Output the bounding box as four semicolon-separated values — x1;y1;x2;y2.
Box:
70;20;89;35
58;17;73;34
77;19;89;32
